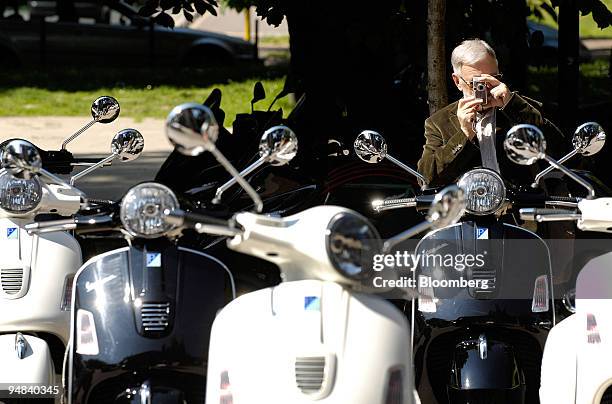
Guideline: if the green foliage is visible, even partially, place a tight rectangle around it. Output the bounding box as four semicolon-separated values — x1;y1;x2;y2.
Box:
139;0;219;28
529;0;612;29
529;0;612;36
526;59;611;105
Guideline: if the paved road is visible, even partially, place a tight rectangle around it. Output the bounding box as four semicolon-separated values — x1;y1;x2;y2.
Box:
0;116;174;200
189;6;288;38
583;38;612;57
75;152;171;200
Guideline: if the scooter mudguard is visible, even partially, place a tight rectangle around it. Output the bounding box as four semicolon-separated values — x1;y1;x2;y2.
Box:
206;279;416;404
447;336;526;403
67;241;235;404
0;333;54;385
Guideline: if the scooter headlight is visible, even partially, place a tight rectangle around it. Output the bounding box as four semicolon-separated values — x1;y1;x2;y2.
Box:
0;170;43;214
457;169;506;216
120;182;179;238
326;211;381;280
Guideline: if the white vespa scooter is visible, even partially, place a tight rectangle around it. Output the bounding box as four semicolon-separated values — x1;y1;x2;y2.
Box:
160;110;467;404
503;122;612;404
0;111;143;398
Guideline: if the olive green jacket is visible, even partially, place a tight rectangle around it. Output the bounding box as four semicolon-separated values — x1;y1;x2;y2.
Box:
416;93;555;186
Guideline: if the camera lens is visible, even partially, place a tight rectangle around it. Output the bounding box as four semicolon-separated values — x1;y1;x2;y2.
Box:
476;83;486;91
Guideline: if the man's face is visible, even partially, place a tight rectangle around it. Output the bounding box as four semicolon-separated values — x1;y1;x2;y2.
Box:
452;56;499;99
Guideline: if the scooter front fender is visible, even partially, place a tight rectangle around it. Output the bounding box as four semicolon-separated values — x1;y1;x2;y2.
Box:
447;335;526;403
0;333;55;385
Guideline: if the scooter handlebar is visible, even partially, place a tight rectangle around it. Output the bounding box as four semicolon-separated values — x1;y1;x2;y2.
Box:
25;214;115;235
164;209;240;237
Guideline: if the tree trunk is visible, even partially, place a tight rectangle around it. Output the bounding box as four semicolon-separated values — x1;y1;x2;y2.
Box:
558;0;579;132
427;0;448;115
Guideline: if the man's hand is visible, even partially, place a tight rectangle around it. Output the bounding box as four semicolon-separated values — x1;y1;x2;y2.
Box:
457;96;483;139
481;74;512;109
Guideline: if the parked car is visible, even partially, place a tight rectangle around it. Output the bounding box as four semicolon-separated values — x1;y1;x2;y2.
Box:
527;20;592;65
0;0;256;68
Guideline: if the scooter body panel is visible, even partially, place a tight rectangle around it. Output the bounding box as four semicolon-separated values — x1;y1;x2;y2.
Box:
206;279;415;404
67;242;234;404
0;217;81;344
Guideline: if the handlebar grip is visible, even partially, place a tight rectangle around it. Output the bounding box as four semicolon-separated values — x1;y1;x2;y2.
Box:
519;208;581;222
548;195;581;203
25;218;77;234
372;197;417;212
164;209;239;237
164;209;229;227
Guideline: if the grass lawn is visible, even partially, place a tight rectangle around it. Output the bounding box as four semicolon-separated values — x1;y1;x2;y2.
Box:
526;59;611;106
528;0;612;38
0;63;294;123
259;35;290;47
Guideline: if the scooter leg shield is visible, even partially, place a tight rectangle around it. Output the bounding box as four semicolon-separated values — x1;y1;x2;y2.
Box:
539;315;577;404
0;334;55;385
447;336;526;404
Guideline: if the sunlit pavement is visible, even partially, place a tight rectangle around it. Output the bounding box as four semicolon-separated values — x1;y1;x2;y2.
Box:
0;117;173;200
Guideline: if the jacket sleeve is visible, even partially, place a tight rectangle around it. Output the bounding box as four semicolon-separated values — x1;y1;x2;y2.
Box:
500;93;543;127
501;93;568;157
417;117;478;186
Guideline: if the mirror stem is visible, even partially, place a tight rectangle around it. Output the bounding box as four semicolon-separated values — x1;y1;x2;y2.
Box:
70;153;117;185
383;221;433;254
542;154;595;199
61;120;97;150
386;154;428;188
213;155;266;205
206;144;264;212
532;148;578;187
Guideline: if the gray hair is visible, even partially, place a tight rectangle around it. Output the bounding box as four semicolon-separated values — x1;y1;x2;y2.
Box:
451;39;497;74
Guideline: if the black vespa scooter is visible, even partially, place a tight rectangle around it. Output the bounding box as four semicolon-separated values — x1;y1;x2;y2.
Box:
24;104;295;404
352;119;607;404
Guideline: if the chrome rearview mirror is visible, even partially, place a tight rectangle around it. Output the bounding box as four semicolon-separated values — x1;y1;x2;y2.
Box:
354;130;428;187
354;130;387;163
61;96;121;150
70;129;144;185
259;126;298;166
428;185;467;229
1;139;43;179
505;124;595;199
533;122;606;186
2;139;86;199
91;96;121;124
213;126;298;204
111;129;145;162
503;124;547;165
382;185;466;253
165;102;263;212
166;103;219;156
573;122;606;156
